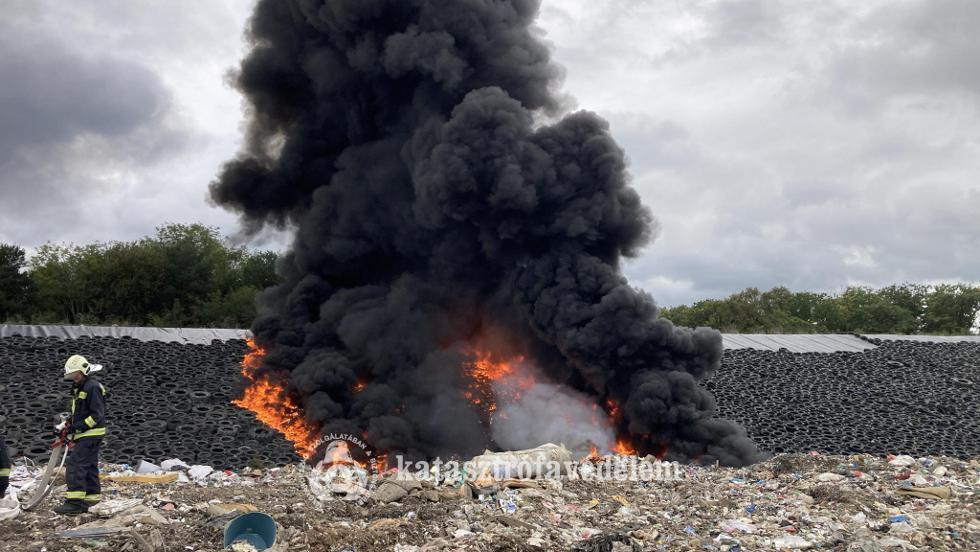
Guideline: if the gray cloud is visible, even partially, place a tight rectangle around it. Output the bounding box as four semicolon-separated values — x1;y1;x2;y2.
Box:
0;28;168;149
0;0;976;309
0;20;181;243
537;0;980;306
0;1;247;247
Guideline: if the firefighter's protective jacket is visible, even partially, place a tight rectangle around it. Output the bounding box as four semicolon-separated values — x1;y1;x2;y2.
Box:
0;435;10;497
69;376;108;440
0;437;10;477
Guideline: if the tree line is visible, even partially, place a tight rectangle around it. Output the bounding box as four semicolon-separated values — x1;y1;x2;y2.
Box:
2;228;978;334
661;284;980;335
0;224;280;327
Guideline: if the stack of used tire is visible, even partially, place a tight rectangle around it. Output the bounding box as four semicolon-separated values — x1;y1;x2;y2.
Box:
0;335;300;469
2;334;978;466
707;339;980;458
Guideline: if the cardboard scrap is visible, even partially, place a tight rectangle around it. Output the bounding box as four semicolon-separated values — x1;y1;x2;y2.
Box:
611;495;631;507
369;518;407;530
501;479;543;489
104;472;179;484
896;486;951;500
206;503;259;517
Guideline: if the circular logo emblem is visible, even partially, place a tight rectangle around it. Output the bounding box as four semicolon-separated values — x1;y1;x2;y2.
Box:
306;433;378;500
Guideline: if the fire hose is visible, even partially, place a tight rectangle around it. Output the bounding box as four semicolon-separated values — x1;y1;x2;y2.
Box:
20;414;72;511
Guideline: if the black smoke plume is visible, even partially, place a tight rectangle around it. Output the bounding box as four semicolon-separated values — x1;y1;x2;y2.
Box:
212;0;763;466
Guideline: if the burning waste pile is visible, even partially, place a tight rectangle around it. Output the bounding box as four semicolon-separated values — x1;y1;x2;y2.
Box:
210;0;764;471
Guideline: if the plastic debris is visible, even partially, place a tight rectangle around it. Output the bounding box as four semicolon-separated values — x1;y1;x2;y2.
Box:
160;458;191;471
888;455;916;467
136;460;163;474
188;465;215;481
0;489;20;521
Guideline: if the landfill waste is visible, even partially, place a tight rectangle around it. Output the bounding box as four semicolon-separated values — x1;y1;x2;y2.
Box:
0;454;980;552
0;447;978;550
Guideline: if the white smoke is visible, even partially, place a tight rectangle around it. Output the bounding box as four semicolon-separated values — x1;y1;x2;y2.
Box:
490;377;615;457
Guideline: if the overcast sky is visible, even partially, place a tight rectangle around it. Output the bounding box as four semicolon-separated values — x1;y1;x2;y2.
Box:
1;0;977;306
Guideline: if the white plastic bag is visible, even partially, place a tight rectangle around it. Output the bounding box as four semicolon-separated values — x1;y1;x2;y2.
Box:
0;488;21;521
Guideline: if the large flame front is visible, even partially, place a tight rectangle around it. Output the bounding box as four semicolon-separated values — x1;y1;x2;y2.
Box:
233;339;320;458
235;339;651;460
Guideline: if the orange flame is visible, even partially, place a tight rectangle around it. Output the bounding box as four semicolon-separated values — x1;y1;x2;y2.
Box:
233;339;320;459
463;350;531;417
606;398;621;420
614;438;637;456
586;445;603;463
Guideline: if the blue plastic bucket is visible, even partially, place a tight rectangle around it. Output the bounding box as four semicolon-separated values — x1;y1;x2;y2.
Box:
223;512;277;550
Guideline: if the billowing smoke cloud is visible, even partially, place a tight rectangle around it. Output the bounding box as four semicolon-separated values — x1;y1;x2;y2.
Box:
212;0;763;466
491;381;614;457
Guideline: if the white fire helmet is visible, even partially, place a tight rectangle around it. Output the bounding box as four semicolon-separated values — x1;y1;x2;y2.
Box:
63;355;103;379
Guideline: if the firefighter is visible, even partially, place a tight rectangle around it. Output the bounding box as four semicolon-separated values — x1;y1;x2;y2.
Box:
54;355;108;515
0;435;10;499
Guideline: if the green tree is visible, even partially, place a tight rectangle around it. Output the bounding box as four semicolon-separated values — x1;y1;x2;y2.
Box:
30;243;95;323
921;284;980;335
25;223;282;326
834;286;918;333
661;283;966;335
0;243;35;321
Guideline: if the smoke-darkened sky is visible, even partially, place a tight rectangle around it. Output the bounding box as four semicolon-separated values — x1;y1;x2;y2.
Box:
1;0;977;306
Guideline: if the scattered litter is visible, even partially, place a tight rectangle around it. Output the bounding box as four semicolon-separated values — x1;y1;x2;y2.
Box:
1;451;977;550
895;486;951;500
